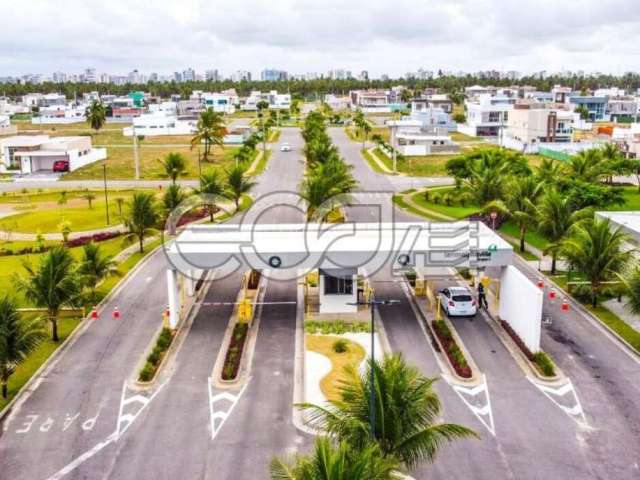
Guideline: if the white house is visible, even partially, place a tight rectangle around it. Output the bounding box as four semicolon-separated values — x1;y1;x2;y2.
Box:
349;89;390;112
0;135;106;174
0;115;17;136
505;104;578;146
203;93;236;114
123;111;196;137
458;94;515;137
31;104;86;125
242;91;291;110
324;94;351;110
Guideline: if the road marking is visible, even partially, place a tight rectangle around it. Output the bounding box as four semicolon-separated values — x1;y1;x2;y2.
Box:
528;377;589;428
46;432;119;480
208;377;249;440
444;374;496;436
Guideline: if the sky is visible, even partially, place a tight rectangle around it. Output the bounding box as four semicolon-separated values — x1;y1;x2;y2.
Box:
1;0;640;78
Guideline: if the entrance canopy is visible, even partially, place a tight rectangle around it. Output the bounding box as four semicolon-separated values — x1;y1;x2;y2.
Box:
166;222;513;275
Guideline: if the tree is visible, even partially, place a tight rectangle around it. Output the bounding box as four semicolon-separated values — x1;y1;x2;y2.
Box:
452;112;466;124
0;297;45;398
564;149;606;183
16;247;81;342
533;188;590;274
82;192;96;209
535;158;563;185
115;197;125;218
619;266;640;316
159;152;187;184
299;354;477;470
300;158;356;221
77;243;117;302
270;437;399;480
574;104;590;121
58;220;72;244
85;100;106;132
560;218;633;307
225;165;256;212
196;171;225;222
191;108;227;162
57;191;68;206
124;192;159;253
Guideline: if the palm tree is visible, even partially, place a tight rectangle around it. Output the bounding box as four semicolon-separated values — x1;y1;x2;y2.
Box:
191;108;227;162
534;188;591;274
619;265;640;316
162;183;186;212
270;437;399;480
196;171;225;222
85;100;106;132
300;158;356;221
16;247;81;342
360;121;372;150
564;149;605;183
225;165;256;212
0;297;45;398
77;243;117;301
535;158;563;185
560;218;633;307
82;192;96;209
124;192;159;253
158;152;187;184
299;354;477;470
495;176;543;252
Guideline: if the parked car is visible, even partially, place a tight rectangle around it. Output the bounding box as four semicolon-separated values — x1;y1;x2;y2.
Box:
439;286;477;317
280;142;291;152
52;160;70;172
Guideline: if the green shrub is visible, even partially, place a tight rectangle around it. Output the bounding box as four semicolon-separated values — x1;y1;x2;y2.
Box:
442;193;453;206
332;339;349;353
431;193;441;204
571;284;593;304
147;350;160;366
533;352;555;377
423;190;431;202
139;363;155;382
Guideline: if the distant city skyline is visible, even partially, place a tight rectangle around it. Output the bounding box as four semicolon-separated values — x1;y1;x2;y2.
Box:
2;0;640;78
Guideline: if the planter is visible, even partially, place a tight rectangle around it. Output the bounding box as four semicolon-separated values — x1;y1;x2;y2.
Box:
500;320;556;377
221;322;249;381
137;327;175;383
432;320;472;378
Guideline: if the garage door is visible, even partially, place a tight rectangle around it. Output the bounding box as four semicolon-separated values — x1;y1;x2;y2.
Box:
32;157;57;172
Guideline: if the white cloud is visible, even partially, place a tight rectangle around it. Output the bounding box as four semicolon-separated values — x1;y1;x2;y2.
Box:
1;0;639;76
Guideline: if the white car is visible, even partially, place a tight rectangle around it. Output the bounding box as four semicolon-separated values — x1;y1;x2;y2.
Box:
439;286;477;317
280;142;291;152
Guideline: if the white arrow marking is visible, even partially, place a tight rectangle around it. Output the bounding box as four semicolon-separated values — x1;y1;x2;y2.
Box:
445;374;496;436
208;378;249;440
528;377;588;428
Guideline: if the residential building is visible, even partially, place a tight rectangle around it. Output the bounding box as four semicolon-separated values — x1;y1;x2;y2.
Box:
458;94;515;137
505;103;578;145
242;90;291;110
0;115;17;136
0;135;106;174
422;94;453;114
203;93;236;113
123;111;196;137
182;68;196;82
324;94;350;110
83;68;97;83
31;105;86;125
205;69;221;82
232;70;252;82
349;89;390;112
464;85;498;100
569;96;608;121
261;69;288;81
52;71;67;83
605;96;638;122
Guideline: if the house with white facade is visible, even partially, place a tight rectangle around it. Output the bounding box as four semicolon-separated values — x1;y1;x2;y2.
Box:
349;89;390;113
242;91;291;111
324;94;351;110
0;135;106;174
123;111;196;137
503;103;578;152
386;100;459;156
0;115;17;136
458;94;515;137
31;104;86;125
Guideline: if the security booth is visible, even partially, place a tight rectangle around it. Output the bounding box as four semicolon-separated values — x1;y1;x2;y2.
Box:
164;221;544;352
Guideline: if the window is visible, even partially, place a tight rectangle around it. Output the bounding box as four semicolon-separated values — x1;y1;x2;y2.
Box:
324;275;353;295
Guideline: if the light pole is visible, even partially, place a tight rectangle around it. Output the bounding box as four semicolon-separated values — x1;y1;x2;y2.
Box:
347;296;399;439
102;164;109;225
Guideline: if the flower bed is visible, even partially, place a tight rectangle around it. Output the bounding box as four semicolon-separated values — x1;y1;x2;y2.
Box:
176;208;208;227
221;322;249;381
304;320;372;335
432;320;472;378
66;231;122;248
500;320;555;377
138;328;175;382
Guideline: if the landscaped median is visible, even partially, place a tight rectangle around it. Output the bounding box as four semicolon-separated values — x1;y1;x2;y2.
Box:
213;270;265;386
137;327;175;383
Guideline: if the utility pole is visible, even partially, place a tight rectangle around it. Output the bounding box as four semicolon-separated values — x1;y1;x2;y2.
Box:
133;125;140;180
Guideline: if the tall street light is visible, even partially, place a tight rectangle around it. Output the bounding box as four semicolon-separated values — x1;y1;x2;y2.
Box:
347;296;399;439
102;164;109;225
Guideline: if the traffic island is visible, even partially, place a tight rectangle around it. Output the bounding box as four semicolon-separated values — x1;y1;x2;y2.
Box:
212;269;265;388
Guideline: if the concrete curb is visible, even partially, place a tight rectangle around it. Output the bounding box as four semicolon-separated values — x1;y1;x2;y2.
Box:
0;240;164;422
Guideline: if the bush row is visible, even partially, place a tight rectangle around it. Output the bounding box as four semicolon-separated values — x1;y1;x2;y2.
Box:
221;322;249;381
500;319;555;377
304;320;372;335
138;328;174;382
0;231;123;257
432;320;472;378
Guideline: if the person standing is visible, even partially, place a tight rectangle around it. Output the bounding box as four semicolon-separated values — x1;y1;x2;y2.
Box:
477;282;488;309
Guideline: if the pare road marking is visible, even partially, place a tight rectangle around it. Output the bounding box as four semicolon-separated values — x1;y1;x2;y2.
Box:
208;377;249;441
443;374;496;437
528;377;589;429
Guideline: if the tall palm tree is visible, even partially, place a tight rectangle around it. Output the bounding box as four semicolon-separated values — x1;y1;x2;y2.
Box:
564;149;605;183
619;265;640;315
16;247;81;342
270;437;399;480
535;158;563;185
162;183;186;212
0;297;45;398
158;152;187;184
196;171;225;222
124;192;159;253
560;218;633;307
225;165;256;212
191;108;227;162
77;243;117;302
299;354;477;470
534;188;591;274
85;100;106;132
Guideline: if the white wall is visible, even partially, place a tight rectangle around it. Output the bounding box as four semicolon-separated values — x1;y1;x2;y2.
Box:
69;148;107;171
498;265;542;353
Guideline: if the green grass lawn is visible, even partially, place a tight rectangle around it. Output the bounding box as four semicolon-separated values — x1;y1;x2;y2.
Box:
361;149;386;173
250;150;272;177
498;219;549;251
450;132;482;142
269;129;281;142
374;148;453;177
345;126;389;143
0;315;81;411
392;195;440;220
410;188;479;219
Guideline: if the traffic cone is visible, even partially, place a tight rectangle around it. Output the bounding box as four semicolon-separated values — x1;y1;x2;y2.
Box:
112;306;120;319
561;298;569;312
90;306;98;319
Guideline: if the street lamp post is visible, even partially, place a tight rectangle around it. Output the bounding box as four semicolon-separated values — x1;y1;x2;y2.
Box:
347;296;399;439
102;164;109;225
